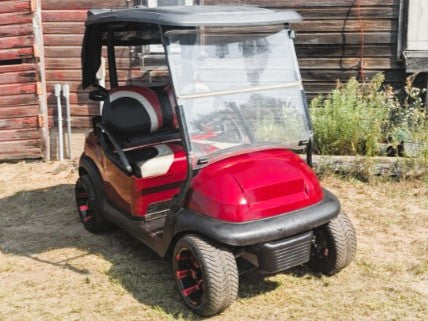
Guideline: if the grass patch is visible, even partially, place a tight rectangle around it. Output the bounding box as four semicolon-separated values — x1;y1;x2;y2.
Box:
0;161;427;320
310;73;427;158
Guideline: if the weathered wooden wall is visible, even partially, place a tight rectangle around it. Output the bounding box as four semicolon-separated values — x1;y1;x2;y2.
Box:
41;0;131;129
0;0;45;160
40;0;408;130
0;0;414;160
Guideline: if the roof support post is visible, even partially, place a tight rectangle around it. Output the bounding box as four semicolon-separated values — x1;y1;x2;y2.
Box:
107;28;119;89
158;24;193;208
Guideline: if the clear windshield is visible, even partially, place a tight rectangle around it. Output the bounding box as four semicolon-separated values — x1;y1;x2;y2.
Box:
165;27;311;160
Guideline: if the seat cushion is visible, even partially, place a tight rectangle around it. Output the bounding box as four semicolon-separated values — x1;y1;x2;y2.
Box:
102;85;179;150
118;127;180;149
126;143;185;178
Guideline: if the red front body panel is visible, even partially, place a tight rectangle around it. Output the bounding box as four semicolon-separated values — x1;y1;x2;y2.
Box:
186;149;323;222
85;133;322;222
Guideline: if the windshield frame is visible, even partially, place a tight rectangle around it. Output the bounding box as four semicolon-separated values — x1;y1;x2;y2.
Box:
165;25;313;158
160;25;313;204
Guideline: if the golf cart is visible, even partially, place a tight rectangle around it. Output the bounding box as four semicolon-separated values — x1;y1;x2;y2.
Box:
76;5;356;316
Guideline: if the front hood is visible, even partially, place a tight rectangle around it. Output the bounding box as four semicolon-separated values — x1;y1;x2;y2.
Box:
186;148;323;222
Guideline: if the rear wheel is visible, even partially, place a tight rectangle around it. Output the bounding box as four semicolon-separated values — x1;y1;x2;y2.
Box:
173;234;238;316
309;211;357;275
75;175;112;233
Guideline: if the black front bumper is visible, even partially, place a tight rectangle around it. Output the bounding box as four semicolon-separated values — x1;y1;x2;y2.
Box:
175;188;340;247
252;230;313;274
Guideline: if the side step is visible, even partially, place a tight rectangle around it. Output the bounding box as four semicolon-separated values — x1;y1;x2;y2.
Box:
102;201;170;255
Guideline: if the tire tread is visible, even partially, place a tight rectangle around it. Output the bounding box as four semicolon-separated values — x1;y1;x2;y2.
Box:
174;234;238;316
76;175;112;233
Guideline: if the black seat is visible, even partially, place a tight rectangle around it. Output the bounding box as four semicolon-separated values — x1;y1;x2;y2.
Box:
102;85;179;146
98;85;181;175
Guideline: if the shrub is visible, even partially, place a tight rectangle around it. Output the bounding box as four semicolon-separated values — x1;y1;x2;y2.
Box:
310;73;427;157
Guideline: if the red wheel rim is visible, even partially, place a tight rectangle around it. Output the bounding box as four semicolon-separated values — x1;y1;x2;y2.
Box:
311;230;330;262
175;248;204;306
75;180;93;223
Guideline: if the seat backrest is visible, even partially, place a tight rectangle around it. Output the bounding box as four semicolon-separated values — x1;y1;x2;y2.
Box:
102;85;177;135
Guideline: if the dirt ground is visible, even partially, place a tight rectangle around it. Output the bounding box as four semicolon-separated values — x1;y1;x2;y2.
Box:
0;160;427;321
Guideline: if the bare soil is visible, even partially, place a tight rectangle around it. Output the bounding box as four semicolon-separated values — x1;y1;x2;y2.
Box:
0;161;427;321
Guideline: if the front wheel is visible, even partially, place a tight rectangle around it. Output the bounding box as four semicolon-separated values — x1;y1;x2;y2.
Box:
75;175;113;233
173;234;239;316
309;211;357;275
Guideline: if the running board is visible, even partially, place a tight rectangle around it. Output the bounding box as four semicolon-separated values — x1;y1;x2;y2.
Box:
145;199;175;221
102;201;169;255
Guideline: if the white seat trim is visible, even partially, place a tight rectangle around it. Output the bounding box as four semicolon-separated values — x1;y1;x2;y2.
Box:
140;144;175;178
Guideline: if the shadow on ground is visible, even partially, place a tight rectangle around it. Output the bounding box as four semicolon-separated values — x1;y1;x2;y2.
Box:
0;185;316;319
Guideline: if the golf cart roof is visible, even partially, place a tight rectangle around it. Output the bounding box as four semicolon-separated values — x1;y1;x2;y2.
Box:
82;5;302;89
86;5;302;27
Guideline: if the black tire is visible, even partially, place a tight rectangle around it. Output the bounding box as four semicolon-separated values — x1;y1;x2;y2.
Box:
173;234;239;317
309;211;357;275
75;175;113;233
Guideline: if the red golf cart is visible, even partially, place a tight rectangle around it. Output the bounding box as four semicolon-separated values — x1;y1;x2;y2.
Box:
76;5;356;316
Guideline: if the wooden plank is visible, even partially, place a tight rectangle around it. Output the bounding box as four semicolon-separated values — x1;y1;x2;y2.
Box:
42;22;85;34
44;46;83;58
0;151;42;160
34;0;51;160
303;82;338;94
295;45;395;57
0;63;36;73
0;128;40;142
0;70;37;85
300;69;406;82
299;57;402;70
41;10;88;22
303;81;406;94
0;23;33;37
0;35;34;50
0;83;37;96
45;57;136;70
46;81;85;92
46;82;81;93
205;0;399;7
0;116;38;129
44;46;120;58
48;115;93;128
45;58;84;70
45;69;144;82
0;47;33;60
0;12;33;26
45;69;82;81
47;104;99;116
0;0;31;14
0;94;39;107
296;19;397;33
0;105;39;119
46;80;126;92
47;92;92;105
41;0;127;10
295;7;398;20
295;32;397;45
43;34;84;46
0;139;42;159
